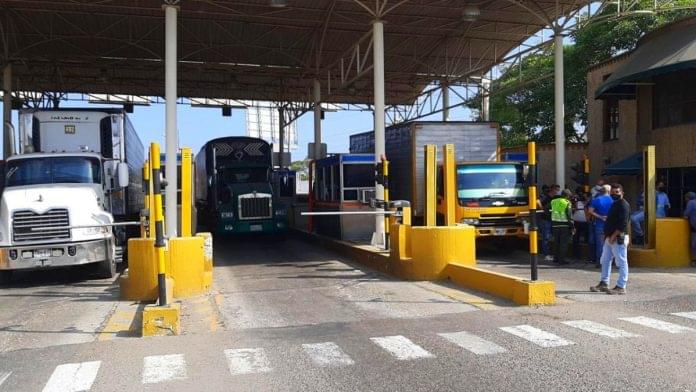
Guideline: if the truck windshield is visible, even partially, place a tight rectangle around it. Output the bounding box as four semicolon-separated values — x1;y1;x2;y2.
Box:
5;157;101;187
217;167;269;184
457;164;526;200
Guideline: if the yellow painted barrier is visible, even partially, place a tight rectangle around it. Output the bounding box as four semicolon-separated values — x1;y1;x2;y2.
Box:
167;236;207;298
629;218;692;268
446;263;556;306
197;232;214;290
120;238;159;300
142;302;181;337
389;224;476;280
120;236;211;301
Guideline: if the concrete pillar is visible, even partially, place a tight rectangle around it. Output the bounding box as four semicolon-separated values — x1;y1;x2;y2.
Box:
164;4;179;238
278;107;285;169
372;20;386;247
554;32;565;188
481;78;490;122
441;82;449;122
3;64;12;159
313;79;322;159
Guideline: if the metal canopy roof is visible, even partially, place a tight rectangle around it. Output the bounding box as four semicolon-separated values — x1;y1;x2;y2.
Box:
1;0;586;105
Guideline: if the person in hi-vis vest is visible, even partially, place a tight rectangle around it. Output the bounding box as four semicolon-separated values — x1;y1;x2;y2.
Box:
551;189;575;265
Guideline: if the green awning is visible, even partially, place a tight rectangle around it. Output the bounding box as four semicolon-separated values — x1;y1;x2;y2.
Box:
595;17;696;99
602;152;642;176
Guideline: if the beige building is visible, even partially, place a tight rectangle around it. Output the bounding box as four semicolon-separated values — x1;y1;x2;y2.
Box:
586;16;696;214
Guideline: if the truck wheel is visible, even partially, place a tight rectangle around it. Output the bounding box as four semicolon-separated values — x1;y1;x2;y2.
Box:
95;257;116;279
0;270;12;286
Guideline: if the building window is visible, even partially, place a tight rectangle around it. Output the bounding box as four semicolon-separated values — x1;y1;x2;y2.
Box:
604;98;619;141
653;70;696;128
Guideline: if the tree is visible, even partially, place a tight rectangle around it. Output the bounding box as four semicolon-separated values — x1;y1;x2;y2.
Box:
472;1;696;148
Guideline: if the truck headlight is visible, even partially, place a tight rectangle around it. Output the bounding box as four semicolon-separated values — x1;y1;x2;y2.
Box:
220;212;234;219
81;226;107;235
462;218;479;225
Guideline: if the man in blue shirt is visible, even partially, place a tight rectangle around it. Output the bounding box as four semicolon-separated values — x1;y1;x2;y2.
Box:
684;192;696;265
588;185;613;266
631;182;671;241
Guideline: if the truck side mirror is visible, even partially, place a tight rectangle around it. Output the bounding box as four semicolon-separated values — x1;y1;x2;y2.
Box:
117;162;129;188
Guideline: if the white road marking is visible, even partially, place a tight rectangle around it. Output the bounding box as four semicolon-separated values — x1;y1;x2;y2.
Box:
438;331;507;355
562;320;640;339
42;361;101;392
224;348;273;375
142;354;188;384
671;311;696;321
500;325;575;348
0;372;11;387
302;342;355;367
619;316;695;334
370;335;435;360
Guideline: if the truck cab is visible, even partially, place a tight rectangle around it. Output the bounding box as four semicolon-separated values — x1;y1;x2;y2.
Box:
437;161;530;237
0;152;129;281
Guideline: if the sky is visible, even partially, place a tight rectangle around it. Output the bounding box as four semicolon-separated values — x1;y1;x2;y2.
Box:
0;98;472;162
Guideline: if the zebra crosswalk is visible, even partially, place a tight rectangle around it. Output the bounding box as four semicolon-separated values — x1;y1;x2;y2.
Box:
2;314;694;391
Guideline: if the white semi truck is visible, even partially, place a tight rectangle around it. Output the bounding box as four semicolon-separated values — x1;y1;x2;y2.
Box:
0;109;144;283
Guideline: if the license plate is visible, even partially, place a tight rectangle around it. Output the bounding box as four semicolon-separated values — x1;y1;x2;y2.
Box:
494;228;507;236
250;224;263;232
35;249;51;258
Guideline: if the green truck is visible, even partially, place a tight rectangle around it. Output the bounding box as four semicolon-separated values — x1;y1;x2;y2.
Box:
194;136;289;235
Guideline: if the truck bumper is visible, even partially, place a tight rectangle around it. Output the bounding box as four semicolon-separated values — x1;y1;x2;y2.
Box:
217;218;288;235
475;225;526;237
0;239;110;271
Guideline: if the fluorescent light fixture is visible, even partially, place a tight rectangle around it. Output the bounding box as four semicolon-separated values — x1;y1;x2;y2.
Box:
270;0;288;7
462;5;480;22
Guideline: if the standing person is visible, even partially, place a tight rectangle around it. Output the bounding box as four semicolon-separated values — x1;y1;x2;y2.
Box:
572;187;589;259
539;185;556;261
588;185;613;267
591;179;605;199
684;192;696;266
590;183;631;295
551;189;574;264
631;181;671;242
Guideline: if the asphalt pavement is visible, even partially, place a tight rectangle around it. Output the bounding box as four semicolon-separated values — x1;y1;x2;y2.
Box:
1;237;695;391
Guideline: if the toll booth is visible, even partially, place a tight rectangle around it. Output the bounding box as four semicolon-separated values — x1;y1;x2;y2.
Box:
310;154;375;241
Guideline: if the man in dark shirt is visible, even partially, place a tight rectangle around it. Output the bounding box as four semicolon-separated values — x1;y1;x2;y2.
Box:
590;183;630;295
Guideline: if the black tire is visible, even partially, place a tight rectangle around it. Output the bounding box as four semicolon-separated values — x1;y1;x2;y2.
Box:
0;270;12;286
95;257;116;279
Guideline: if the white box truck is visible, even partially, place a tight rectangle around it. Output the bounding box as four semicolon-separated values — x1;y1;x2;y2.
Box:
0;109;144;283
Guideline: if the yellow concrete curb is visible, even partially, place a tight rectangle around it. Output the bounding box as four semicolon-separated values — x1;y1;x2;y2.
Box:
142;302;181;337
446;263;555;306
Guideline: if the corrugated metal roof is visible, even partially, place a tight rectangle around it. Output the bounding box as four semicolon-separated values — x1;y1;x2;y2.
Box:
2;0;588;104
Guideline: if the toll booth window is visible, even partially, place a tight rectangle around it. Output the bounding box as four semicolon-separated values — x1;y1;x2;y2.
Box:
279;174;295;197
343;164;374;188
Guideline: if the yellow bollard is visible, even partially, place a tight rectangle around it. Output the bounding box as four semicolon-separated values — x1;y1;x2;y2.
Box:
150;143;169;306
442;144;456;226
527;142;538;281
141;160;150;238
180;147;193;237
424;145;437;226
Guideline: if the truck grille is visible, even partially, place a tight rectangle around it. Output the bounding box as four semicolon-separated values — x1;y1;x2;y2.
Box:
239;196;271;220
12;209;71;243
478;214;519;227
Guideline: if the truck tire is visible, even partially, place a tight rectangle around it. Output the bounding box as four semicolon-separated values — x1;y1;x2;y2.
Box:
0;270;12;286
95;257;116;279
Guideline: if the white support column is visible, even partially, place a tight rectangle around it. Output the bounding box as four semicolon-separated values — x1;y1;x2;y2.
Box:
481;78;490;122
164;3;179;238
278;107;285;169
313;79;322;159
441;82;449;122
372;20;386;247
3;64;12;158
554;32;565;188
